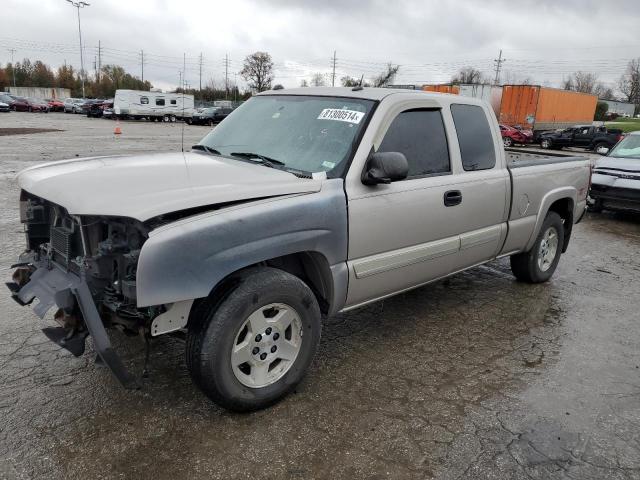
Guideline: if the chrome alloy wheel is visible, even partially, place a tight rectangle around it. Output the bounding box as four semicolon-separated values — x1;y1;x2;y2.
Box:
537;226;559;272
231;303;303;388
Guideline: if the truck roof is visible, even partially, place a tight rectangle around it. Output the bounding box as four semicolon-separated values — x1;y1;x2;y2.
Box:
257;86;470;103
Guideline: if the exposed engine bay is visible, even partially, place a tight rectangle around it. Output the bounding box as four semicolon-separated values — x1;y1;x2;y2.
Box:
6;191;173;387
15;190;162;333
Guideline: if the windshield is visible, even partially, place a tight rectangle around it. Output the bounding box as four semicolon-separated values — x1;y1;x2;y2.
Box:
608;135;640;159
197;95;374;177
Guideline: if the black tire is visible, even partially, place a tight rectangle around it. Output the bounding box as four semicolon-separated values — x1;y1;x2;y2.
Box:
540;138;552;149
510;211;564;283
594;142;609;154
208;119;214;126
186;267;322;412
503;137;513;148
28;107;32;112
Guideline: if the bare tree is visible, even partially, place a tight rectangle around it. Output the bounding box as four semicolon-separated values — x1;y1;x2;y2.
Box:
618;58;640;105
310;72;326;87
562;71;598;94
341;75;370;87
563;71;616;100
300;79;309;87
451;67;484;84
240;51;274;92
372;63;400;87
501;70;532;85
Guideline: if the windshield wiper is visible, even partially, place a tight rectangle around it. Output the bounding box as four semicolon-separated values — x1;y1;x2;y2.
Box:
230;152;286;169
191;144;221;155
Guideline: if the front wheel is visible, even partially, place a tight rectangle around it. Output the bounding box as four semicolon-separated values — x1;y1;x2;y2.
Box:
594;142;610;155
540;138;552;149
186;267;322;412
503;136;513;148
510;211;564;283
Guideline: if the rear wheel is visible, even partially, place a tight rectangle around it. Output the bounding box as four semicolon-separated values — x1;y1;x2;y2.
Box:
186;267;322;412
540;138;552;149
510;211;564;283
503;136;513;147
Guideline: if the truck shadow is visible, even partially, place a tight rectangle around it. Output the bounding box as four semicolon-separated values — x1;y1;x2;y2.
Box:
45;258;566;479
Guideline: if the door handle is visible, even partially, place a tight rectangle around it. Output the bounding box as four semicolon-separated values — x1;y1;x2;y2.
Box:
444;190;462;207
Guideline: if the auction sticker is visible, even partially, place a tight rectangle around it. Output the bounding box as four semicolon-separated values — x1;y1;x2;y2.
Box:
317;108;364;124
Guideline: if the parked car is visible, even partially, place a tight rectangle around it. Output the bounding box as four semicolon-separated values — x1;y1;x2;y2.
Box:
539;125;624;152
45;98;65;112
188;107;233;125
24;98;49;113
102;106;115;119
589;131;640;213
8;88;590;411
63;98;85;113
0;100;9;112
2;94;29;111
499;124;533;147
87;100;113;118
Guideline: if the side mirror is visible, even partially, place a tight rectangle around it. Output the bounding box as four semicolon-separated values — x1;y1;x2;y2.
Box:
362;151;409;185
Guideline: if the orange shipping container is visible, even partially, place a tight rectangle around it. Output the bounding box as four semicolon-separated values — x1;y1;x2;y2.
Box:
422;84;460;95
499;85;597;132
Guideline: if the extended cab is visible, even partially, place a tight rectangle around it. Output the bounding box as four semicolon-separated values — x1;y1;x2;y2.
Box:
8;88;591;411
539;125;624;152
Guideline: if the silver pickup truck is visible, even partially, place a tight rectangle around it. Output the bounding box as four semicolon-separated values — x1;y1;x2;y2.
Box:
8;87;590;411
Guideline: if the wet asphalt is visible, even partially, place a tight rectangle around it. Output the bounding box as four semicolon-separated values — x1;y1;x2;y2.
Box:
0;112;639;480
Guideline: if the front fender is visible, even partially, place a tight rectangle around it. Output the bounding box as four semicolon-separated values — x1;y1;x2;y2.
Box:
136;179;348;308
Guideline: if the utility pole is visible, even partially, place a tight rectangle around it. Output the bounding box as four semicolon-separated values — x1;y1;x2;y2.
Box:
66;1;90;98
224;54;229;99
331;50;337;87
199;52;203;92
140;50;144;83
493;49;505;85
8;48;16;87
97;40;101;82
178;70;182;91
232;72;238;103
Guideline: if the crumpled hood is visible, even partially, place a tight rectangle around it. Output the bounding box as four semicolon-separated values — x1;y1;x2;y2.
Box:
17;152;321;221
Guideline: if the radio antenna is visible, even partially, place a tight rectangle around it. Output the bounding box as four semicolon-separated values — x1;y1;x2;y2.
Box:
181;52;186;153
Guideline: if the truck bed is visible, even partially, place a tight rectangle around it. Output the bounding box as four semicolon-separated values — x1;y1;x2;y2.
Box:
506;148;586;168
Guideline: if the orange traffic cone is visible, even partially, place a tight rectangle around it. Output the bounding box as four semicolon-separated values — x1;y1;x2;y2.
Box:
114;119;122;135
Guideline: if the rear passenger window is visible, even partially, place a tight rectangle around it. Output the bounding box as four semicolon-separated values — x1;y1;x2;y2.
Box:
156;98;165;106
450;104;496;171
378;109;450;178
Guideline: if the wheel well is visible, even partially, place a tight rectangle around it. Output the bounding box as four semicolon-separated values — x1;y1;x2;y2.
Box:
188;252;334;328
548;198;574;253
264;252;333;315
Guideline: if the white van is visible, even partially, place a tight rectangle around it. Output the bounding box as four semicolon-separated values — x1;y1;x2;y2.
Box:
113;90;194;121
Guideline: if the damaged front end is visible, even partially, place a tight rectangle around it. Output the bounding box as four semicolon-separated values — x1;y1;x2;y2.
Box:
7;191;163;389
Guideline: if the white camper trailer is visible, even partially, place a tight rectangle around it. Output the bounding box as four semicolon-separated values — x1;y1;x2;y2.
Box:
113;89;194;121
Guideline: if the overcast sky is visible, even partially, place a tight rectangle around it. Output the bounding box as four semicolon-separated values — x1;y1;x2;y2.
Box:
2;0;640;92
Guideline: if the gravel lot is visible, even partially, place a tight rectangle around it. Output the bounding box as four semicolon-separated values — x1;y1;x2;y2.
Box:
1;112;639;480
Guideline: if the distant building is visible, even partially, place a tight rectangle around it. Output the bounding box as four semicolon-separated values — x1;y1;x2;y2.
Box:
601;99;635;117
4;87;71;99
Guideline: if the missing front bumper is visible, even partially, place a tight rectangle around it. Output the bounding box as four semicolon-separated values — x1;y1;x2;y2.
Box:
8;261;139;389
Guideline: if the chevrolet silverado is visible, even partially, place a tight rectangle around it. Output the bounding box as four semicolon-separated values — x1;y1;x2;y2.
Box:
8;87;590;411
